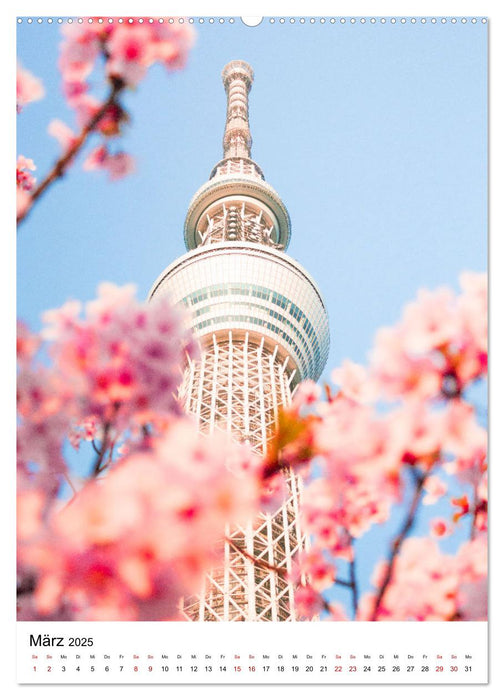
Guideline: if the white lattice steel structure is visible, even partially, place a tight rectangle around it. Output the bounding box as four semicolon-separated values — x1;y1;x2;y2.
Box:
149;61;330;621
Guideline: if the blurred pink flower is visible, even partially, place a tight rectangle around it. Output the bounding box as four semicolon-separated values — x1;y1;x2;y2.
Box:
17;489;46;540
17;321;41;365
291;379;321;411
83;146;135;180
16;156;37;217
16;155;36;191
388;400;443;470
402;287;459;354
150;21;195;70
59;19;194;99
454;538;487;620
369;274;487;401
459;271;487;354
422;474;447;505
364;537;487;621
430;518;451;538
48;119;77;151
39;282;197;431
292;548;336;592
442;400;487;481
17;64;44;112
370;326;442;400
294;584;324;619
332;360;375;403
17;362;72;492
105;151;135;180
368;539;458;621
18;419;259;621
58;24;101;82
106;25;155;86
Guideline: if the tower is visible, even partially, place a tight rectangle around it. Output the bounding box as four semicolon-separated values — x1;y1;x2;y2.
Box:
149;61;330;620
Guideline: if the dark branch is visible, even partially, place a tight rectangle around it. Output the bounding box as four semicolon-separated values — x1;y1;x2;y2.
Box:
370;468;427;620
17;77;125;227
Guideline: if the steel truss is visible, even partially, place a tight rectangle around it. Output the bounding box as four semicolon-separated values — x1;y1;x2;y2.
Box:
180;331;306;621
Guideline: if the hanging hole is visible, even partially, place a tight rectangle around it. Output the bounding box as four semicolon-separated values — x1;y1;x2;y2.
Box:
241;16;263;26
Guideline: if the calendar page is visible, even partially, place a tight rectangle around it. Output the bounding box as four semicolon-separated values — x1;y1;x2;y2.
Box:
14;4;488;688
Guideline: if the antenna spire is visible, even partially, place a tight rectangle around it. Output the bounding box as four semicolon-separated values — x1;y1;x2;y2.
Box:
221;60;254;159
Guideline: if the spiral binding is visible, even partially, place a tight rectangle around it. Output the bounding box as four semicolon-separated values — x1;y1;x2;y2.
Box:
16;17;488;25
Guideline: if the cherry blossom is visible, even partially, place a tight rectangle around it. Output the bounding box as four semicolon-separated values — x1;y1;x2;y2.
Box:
48;119;77;152
290;378;321;411
40;282;197;432
301;397;401;544
17;64;44;112
17;320;40;365
401;286;459;354
422;474;447;505
16;156;36;217
369;273;487;400
430;518;451;538
16;156;36;192
106;25;157;87
363;538;487;620
17;272;487;621
294;584;324;619
454;537;487;620
291;548;336;592
282;274;487;621
17;283;199;509
18;419;259;621
17;360;72;495
360;538;462;621
18;20;195;225
442;400;487;479
331;360;375;403
58;23;102;83
369;325;442;400
83;145;135;180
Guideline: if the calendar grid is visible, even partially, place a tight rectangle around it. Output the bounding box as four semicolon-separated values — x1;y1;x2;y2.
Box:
17;621;488;684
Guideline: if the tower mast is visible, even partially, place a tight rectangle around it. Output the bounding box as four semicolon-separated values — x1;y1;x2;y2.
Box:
222;60;253;159
150;61;330;620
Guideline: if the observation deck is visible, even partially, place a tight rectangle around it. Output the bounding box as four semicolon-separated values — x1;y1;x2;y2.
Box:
149;242;329;385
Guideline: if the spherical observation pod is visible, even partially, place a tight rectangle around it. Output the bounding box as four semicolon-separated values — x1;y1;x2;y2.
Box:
149;242;330;386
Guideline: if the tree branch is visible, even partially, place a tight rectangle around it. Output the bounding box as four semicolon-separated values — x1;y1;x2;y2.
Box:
225;537;286;575
332;537;358;617
91;421;112;478
17;77;125;227
370;468;428;621
348;538;359;618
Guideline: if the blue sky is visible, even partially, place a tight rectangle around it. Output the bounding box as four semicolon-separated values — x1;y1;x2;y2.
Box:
16;17;487;616
17;18;487;374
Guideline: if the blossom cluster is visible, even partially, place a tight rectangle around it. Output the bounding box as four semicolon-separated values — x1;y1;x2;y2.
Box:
17;272;487;622
17;283;197;490
18;420;259;620
17;64;44;112
16;64;43;217
357;537;487;621
16;156;37;219
369;271;487;401
16;64;44;217
286;273;487;621
17;20;195;224
54;19;195;179
17;283;264;620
